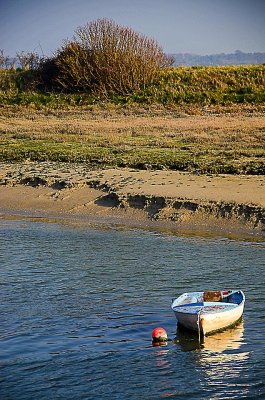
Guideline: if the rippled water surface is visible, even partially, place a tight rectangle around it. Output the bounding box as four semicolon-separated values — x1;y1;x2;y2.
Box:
1;219;265;399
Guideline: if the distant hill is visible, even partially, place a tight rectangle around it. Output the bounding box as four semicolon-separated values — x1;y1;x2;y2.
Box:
171;50;265;66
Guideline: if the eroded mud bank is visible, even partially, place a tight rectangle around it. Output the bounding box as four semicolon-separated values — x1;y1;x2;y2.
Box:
0;162;264;236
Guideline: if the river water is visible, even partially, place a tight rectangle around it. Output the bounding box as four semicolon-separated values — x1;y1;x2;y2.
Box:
1;218;264;399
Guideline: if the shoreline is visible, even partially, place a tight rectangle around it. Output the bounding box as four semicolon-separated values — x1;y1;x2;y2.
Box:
0;162;264;240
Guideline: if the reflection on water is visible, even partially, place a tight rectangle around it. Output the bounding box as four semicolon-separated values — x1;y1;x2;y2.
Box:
200;326;251;399
173;320;254;398
201;321;245;353
174;320;245;353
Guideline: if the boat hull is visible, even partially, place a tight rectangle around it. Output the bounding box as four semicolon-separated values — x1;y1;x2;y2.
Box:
172;290;245;336
175;311;200;333
199;302;244;335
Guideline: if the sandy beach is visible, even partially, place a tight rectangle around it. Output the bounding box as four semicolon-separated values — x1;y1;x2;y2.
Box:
0;161;264;238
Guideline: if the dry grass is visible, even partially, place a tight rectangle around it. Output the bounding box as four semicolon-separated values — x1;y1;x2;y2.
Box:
0;104;264;174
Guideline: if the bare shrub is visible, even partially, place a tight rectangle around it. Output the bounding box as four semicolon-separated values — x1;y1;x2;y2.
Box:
55;18;173;95
55;42;96;92
1;53;17;70
16;51;41;70
0;49;6;69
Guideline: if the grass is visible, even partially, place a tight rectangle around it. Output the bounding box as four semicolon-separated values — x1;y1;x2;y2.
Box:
0;104;264;174
0;65;264;174
146;65;265;105
0;65;265;107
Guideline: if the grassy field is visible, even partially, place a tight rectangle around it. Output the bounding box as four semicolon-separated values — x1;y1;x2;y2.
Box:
0;103;264;174
131;65;265;105
0;65;264;174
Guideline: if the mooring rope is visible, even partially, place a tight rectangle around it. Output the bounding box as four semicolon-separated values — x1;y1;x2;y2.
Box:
197;308;203;342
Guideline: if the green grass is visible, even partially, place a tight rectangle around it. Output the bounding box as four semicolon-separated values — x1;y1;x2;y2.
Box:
0;65;265;106
1;136;264;174
130;65;265;105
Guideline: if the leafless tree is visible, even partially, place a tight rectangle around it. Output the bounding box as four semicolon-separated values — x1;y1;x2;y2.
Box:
55;18;173;95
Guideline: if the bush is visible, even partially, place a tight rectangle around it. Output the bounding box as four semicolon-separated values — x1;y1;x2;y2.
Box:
37;57;61;91
55;18;173;95
0;69;40;92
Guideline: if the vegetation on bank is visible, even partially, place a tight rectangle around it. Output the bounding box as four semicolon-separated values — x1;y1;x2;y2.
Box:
0;65;265;107
0;18;264;106
0;18;173;99
1;106;264;174
0;19;264;174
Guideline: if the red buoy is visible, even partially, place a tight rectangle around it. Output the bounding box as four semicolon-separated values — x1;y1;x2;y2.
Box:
152;327;168;343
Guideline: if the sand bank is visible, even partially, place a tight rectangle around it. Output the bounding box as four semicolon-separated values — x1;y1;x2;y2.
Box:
0;162;264;238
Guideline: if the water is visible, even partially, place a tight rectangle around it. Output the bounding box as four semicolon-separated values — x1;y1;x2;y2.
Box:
0;219;264;399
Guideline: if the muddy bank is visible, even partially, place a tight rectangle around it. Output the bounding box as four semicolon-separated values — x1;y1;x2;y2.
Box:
0;162;264;237
97;191;264;230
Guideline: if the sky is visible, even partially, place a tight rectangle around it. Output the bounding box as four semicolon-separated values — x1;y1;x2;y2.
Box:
0;0;265;57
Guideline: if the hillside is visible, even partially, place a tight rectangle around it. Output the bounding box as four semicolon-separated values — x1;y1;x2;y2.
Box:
172;51;265;66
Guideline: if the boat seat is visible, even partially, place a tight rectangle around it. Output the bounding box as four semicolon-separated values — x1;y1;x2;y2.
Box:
175;296;197;307
203;291;222;302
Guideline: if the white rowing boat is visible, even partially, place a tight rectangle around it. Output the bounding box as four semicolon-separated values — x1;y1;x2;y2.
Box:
171;290;245;336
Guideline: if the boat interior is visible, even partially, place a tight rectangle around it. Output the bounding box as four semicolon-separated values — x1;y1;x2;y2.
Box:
172;290;244;309
204;290;243;305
